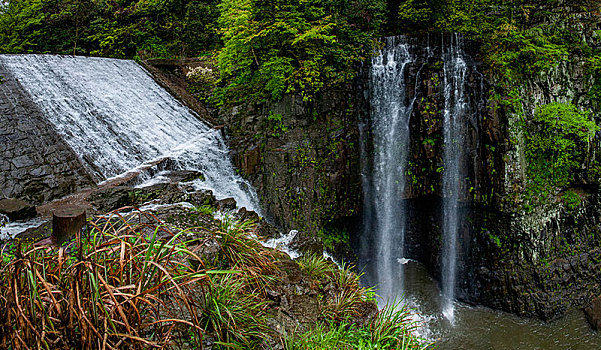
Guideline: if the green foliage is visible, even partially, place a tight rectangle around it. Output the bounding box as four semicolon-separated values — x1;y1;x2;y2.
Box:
561;190;582;212
297;253;339;280
488;232;501;248
216;0;385;104
318;226;349;252
0;0;222;58
421;137;435;146
201;274;269;349
267;112;289;137
194;204;216;216
524;102;598;206
286;301;432;349
397;0;434;32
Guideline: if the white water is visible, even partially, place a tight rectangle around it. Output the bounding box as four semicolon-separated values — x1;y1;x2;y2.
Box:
0;217;47;240
0;55;260;212
262;230;301;259
361;34;474;323
361;36;415;303
441;34;468;322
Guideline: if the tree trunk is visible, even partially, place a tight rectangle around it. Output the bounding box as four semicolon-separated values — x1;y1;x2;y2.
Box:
52;208;86;245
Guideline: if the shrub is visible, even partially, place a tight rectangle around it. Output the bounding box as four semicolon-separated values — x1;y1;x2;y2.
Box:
524;102;598;206
215;0;385;104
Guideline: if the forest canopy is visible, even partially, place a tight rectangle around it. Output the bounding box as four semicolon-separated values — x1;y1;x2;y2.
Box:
0;0;598;103
0;0;222;58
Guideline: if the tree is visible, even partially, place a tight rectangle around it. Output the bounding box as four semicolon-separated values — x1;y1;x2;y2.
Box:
216;0;385;104
0;0;222;58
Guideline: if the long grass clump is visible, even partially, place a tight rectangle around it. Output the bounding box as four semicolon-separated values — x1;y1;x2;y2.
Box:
286;301;433;350
0;209;268;349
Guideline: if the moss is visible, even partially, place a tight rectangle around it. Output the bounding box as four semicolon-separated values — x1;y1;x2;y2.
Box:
318;226;350;252
561;190;582;212
128;189;161;204
521;102;598;210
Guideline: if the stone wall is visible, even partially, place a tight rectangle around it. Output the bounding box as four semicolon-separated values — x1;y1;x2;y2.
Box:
0;63;94;204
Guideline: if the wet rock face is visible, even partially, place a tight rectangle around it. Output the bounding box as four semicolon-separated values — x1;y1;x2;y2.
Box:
89;184;217;213
585;295;601;330
459;193;601;321
358;33;601;321
0;198;36;221
0;64;95;204
220;91;362;236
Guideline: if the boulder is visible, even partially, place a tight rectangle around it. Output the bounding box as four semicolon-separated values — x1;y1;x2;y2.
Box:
90;183;219;213
585;296;601;330
256;220;281;239
189;189;217;207
216;197;237;211
236;207;260;223
188;238;221;268
89;186;136;212
289;230;324;256
0;198;36;220
163;170;204;183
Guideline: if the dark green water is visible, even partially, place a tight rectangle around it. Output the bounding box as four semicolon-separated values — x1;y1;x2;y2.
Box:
399;262;601;349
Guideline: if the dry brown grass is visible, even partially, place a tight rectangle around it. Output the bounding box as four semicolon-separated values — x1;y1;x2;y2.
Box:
0;208;230;349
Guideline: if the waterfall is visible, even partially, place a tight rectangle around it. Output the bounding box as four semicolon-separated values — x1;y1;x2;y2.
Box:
441;34;468;322
362;34;482;320
360;36;415;302
0;55;260;212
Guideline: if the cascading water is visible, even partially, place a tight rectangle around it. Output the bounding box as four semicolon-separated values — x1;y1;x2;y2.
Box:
360;36;415;303
358;34;601;348
0;55;260;212
441;34;468;322
362;34;477;320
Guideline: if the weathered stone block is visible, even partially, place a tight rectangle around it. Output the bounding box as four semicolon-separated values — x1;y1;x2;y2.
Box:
585;296;601;330
0;198;36;220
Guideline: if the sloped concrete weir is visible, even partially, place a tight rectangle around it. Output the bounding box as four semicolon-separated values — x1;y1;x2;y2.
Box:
0;62;94;204
0;55;260;212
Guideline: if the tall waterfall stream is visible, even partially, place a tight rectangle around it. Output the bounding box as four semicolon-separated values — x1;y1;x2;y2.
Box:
441;33;468;322
360;36;414;302
360;36;601;348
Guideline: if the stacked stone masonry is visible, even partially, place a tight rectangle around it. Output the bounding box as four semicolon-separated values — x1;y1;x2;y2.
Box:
0;63;94;204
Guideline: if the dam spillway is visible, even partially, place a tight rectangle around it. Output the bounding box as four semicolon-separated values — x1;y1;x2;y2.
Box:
0;55;259;211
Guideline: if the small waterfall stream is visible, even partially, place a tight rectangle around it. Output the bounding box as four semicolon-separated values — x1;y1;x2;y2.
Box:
0;55;260;212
